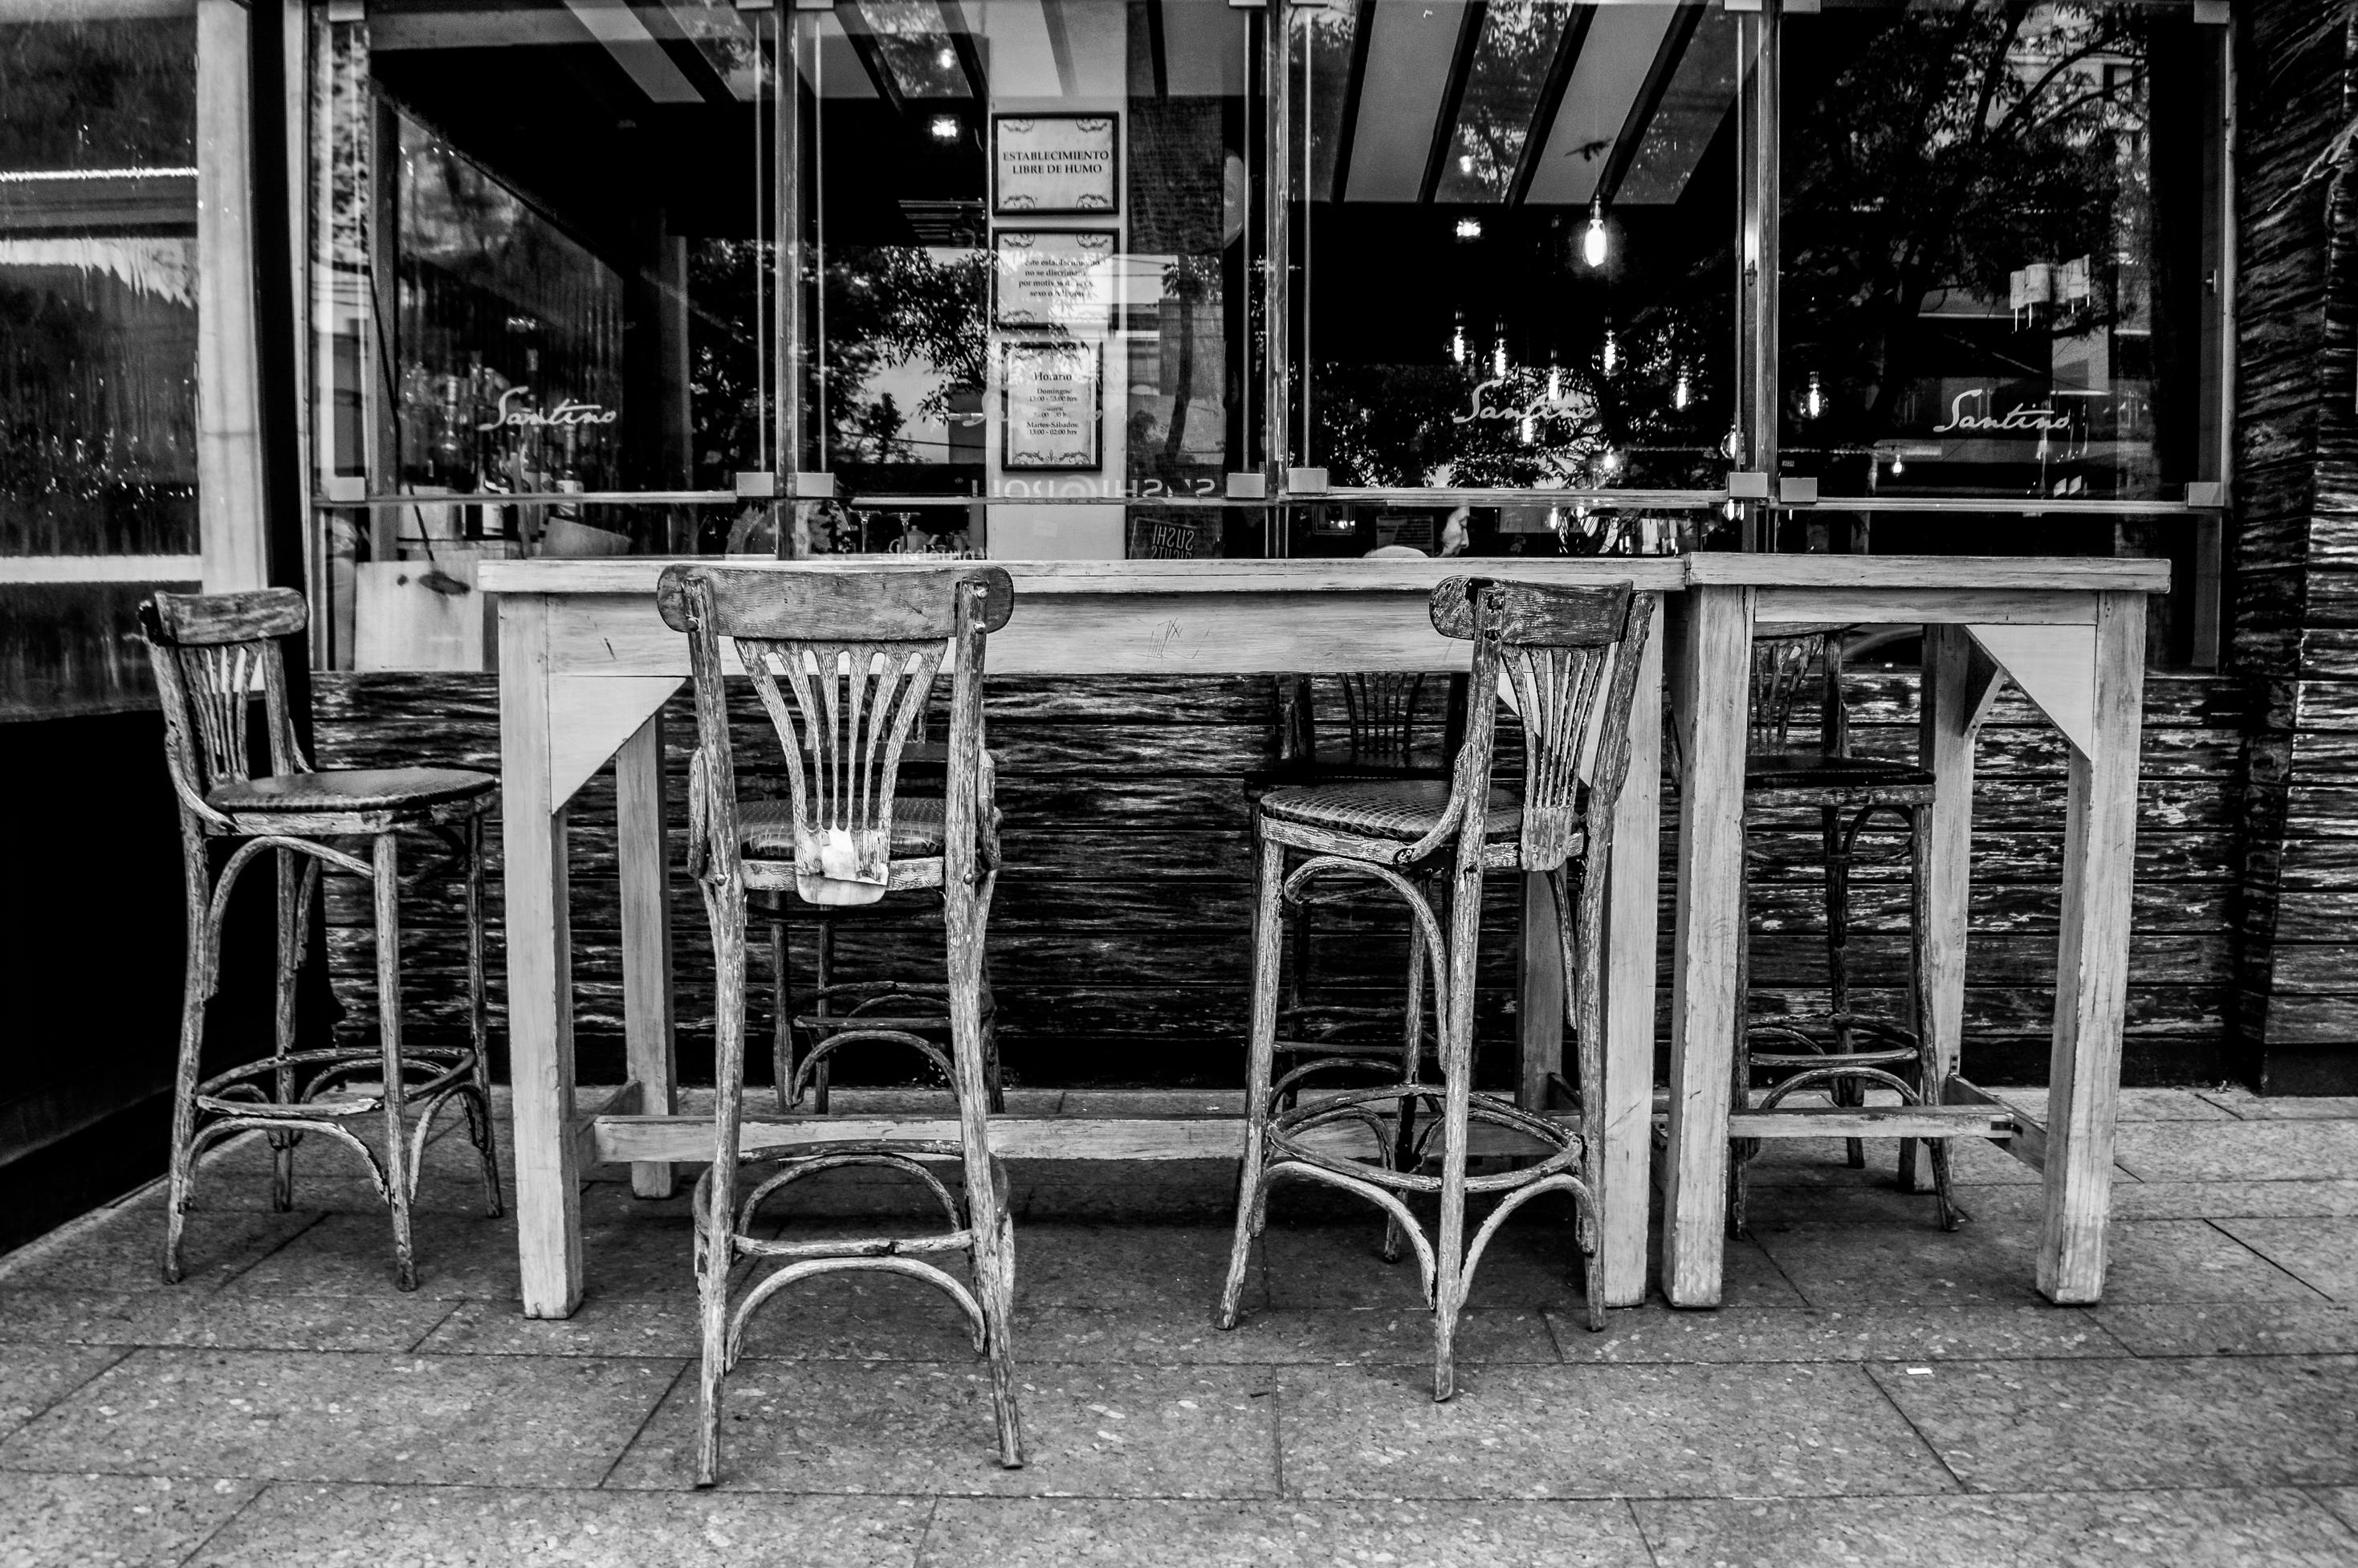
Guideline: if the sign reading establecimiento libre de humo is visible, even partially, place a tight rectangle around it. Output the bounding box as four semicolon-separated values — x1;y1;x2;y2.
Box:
993;115;1118;215
1001;340;1102;471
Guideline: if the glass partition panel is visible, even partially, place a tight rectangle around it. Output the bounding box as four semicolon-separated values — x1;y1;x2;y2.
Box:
1283;497;1694;560
799;0;1252;559
309;0;770;666
1291;0;1737;495
1780;0;2215;505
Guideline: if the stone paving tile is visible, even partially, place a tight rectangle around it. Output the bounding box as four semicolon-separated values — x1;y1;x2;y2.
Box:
2112;1121;2358;1183
2315;1487;2358;1534
606;1360;1280;1497
919;1497;1655;1567
1542;1303;2126;1364
0;1288;456;1354
1128;1306;1559;1366
422;1273;983;1361
1866;1356;2358;1492
0;1348;682;1488
0;1342;128;1436
1737;1182;2046;1230
0;1206;317;1296
1633;1487;2358;1568
1016;1224;1264;1312
1741;1134;2093;1189
227;1185;694;1302
1754;1220;2323;1308
2093;1302;2358;1358
2197;1089;2358;1121
0;1471;263;1568
182;1482;930;1566
2108;1180;2358;1220
1277;1362;1953;1500
1261;1221;1805;1311
2215;1217;2358;1301
1016;1164;1246;1223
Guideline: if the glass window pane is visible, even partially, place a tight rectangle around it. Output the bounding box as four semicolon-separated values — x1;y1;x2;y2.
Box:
1781;0;2213;507
1296;2;1737;496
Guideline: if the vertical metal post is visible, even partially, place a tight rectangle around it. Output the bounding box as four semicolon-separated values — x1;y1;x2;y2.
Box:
1263;0;1293;489
779;4;808;479
1733;0;1779;551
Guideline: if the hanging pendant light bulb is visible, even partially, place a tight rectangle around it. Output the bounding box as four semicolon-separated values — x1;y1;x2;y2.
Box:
1519;413;1534;446
1602;329;1618;377
1891;450;1906;475
1583;198;1609;269
1673;369;1691;411
1805;371;1825;420
1451;313;1466;367
1493;338;1509;380
1546;352;1562;404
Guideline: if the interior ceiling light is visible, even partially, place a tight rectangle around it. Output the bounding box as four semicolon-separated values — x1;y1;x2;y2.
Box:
936;45;957;69
1451;312;1467;365
930;114;959;141
1583;198;1608;269
1805;371;1825;420
1546;354;1561;403
1455;217;1482;240
1602;329;1618;377
1673;370;1691;411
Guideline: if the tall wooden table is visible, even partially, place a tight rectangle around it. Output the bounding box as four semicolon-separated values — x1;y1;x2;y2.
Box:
1657;555;2171;1309
479;557;1678;1320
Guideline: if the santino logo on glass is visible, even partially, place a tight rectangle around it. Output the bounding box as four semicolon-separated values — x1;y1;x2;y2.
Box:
475;388;621;433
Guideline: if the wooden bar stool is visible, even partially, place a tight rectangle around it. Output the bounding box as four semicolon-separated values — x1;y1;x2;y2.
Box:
1221;576;1656;1398
660;563;1023;1485
1731;626;1960;1235
1254;674;1467;1109
139;588;501;1291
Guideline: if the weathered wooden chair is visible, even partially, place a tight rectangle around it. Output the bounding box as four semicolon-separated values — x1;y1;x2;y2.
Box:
660;562;1023;1485
1220;576;1656;1398
1256;673;1468;1114
139;587;501;1292
1732;625;1959;1235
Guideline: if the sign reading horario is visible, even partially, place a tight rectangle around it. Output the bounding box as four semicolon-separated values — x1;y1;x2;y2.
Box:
993;115;1118;215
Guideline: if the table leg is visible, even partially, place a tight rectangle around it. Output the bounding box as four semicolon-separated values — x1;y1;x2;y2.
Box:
499;595;584;1319
1599;595;1664;1309
1909;626;1987;1189
1660;584;1753;1309
616;709;677;1200
2039;592;2145;1303
1517;873;1565;1113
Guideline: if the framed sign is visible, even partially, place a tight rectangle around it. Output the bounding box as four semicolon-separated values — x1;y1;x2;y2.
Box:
1001;340;1102;471
994;229;1118;332
993;114;1118;215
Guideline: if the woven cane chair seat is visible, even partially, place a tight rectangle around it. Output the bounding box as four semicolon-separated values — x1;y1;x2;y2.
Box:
1744;752;1935;794
1259;778;1525;841
206;766;495;814
738;796;947;860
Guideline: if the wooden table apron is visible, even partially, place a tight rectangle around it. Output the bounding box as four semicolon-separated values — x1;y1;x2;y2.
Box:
1657;556;2168;1310
479;558;1679;1320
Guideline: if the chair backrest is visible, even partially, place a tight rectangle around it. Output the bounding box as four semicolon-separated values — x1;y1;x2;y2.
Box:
1428;576;1652;875
1277;672;1435;772
658;564;1014;906
139;588;312;823
1749;623;1852;756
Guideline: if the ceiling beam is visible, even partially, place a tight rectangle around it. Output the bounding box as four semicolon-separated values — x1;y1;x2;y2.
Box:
1417;0;1488;205
939;0;989;101
1597;0;1704;207
1326;0;1376;202
1507;4;1594;208
834;0;909;114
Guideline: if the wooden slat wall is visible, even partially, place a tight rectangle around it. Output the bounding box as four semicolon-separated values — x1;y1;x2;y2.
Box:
2224;0;2358;1091
312;666;2237;1089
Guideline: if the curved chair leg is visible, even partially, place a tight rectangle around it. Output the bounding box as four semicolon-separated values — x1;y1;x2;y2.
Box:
163;840;213;1286
271;847;302;1212
1822;805;1868;1171
1431;855;1484;1403
946;861;1023;1468
373;833;418;1292
462;813;503;1215
696;878;751;1489
812;921;833;1114
1220;833;1286;1332
768;914;793;1113
1729;844;1754;1240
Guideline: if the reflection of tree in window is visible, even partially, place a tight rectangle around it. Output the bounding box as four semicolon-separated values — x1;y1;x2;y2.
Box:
825;246;987;475
1783;2;2174;498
